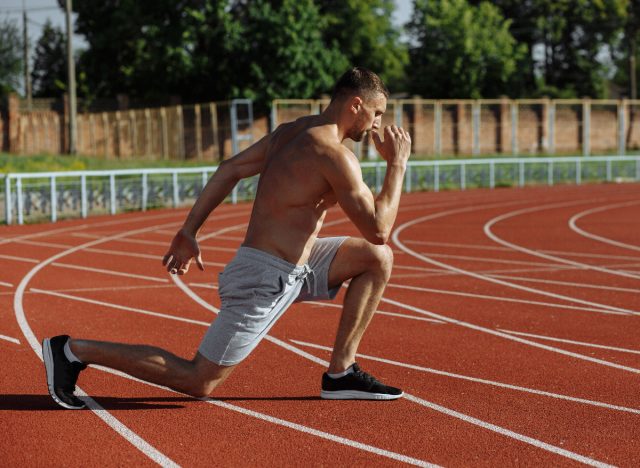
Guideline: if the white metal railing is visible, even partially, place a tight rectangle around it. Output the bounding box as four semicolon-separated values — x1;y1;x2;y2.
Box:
2;155;639;225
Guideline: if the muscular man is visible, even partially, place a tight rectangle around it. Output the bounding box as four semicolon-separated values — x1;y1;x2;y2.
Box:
43;67;412;409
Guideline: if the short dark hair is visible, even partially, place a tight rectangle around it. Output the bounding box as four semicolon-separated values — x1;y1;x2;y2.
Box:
331;67;389;102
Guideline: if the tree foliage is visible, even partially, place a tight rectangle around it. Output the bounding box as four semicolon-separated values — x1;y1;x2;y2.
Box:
407;0;526;98
0;17;23;96
317;0;409;91
31;20;67;97
228;0;348;109
472;0;628;98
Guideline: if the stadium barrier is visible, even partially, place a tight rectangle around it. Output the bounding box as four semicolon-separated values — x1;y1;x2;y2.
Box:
2;155;639;225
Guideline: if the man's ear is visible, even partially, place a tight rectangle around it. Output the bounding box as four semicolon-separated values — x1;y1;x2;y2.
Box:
350;96;363;114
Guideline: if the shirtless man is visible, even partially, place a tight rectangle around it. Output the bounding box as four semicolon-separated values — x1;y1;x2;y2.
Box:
42;67;412;409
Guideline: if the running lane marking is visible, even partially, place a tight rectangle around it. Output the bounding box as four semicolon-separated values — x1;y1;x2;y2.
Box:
88;365;437;467
499;329;640;355
484;201;640;281
171;263;617;466
392;200;640;317
386;283;628;316
0;334;20;345
289;339;640;415
379;296;640;374
569;200;640;252
0;280;13;288
13;219;188;467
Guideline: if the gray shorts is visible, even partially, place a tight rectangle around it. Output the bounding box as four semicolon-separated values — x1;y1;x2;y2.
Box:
198;236;348;365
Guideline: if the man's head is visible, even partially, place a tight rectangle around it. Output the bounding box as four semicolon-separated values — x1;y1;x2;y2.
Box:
331;67;389;142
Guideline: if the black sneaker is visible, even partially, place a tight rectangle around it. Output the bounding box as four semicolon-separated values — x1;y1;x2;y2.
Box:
42;335;87;409
320;363;403;400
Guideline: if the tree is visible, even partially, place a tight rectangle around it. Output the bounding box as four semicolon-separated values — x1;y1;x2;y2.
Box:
407;0;526;98
228;0;349;109
472;0;628;98
69;0;240;102
31;20;67;97
316;0;409;92
0;17;23;96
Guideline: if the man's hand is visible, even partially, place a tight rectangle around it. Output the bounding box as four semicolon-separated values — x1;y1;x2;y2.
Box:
371;125;411;166
162;229;205;275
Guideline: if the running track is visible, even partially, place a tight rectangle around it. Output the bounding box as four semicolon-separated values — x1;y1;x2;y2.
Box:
1;183;639;466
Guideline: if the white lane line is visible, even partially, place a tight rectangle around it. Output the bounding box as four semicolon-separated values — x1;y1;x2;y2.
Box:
51;263;169;283
499;329;640;355
0;334;21;345
300;300;446;324
0;253;39;264
386;283;629;316
419;252;558;268
14;237;229;269
487;273;640;294
392;203;640;317
406;239;640;262
172;259;617;466
403;393;614;468
289;339;640;416
380;296;640;375
88;366;436;467
30;288;211;327
0;280;13;288
28;284;177;294
569;200;640;252
484;201;640;281
13;220;186;467
72;232;238;252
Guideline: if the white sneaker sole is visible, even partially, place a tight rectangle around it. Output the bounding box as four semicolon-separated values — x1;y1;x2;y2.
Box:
320;389;404;400
42;338;85;410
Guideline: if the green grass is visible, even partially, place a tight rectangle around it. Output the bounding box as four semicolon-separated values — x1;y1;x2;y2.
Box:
0;153;219;174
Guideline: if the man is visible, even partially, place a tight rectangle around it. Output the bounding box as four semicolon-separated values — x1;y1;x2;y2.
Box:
43;67;412;409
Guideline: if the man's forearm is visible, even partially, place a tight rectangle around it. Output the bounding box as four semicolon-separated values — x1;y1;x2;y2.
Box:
373;163;406;240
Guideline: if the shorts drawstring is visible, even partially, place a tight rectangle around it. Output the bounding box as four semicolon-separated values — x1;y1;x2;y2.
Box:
295;264;316;297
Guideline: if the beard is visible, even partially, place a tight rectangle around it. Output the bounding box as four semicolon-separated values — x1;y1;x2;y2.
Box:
350;129;367;142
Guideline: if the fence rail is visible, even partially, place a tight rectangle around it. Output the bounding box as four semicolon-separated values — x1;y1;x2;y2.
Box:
2;155;639;225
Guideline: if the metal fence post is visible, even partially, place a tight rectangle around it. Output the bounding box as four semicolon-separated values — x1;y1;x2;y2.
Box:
576;160;582;185
548;161;554;185
172;172;179;207
606;159;612;181
434;164;439;192
142;172;148;212
109;173;116;215
460;163;466;189
405;164;412;193
17;177;23;225
5;176;12;225
375;163;382;192
394;100;403;127
490;161;495;188
519;161;525;187
50;176;57;222
80;174;87;218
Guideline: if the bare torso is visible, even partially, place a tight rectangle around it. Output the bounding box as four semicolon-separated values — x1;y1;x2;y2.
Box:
243;115;342;265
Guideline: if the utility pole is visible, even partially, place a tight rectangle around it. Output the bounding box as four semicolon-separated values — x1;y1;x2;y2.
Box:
22;0;32;110
65;0;77;154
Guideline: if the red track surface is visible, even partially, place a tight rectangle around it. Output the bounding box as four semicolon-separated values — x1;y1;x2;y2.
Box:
1;183;639;466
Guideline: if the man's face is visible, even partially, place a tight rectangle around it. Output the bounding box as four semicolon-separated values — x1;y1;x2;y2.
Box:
348;93;387;142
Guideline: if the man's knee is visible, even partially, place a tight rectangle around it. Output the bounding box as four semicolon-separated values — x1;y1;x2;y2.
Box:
184;354;235;398
368;243;394;279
